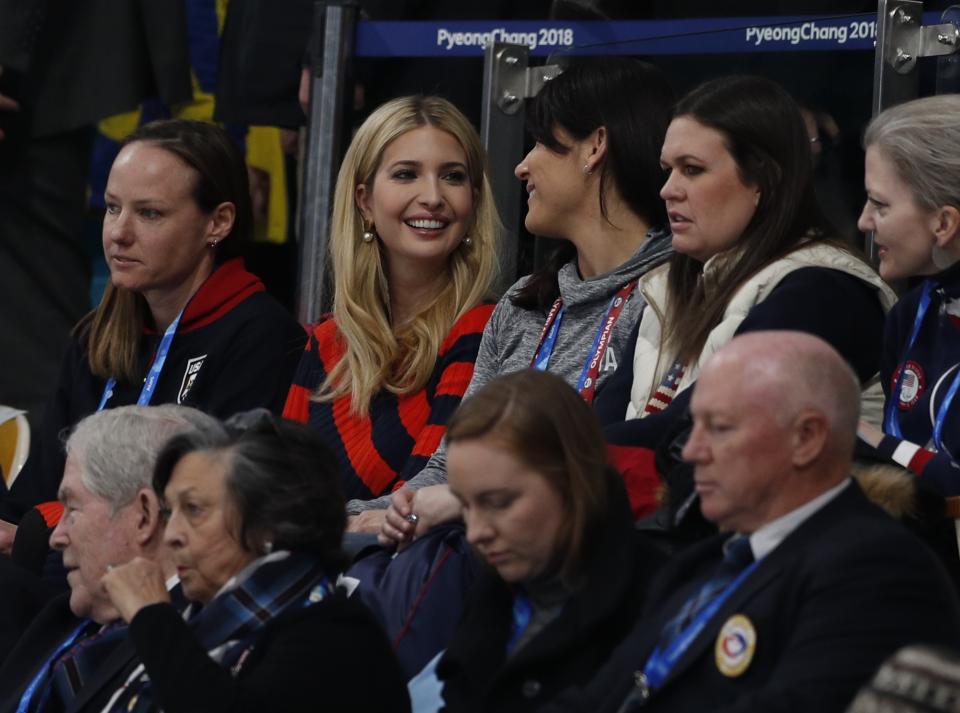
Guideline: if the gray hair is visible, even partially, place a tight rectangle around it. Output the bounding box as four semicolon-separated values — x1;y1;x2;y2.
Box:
152;410;346;572
864;94;960;212
65;405;220;513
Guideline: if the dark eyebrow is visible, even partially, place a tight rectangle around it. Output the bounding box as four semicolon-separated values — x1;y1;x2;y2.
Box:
663;153;705;164
102;192;167;207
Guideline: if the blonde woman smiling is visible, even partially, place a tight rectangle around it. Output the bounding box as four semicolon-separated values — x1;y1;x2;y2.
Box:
284;96;498;533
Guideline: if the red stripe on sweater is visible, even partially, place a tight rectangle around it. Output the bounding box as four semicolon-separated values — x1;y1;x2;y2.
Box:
332;393;397;496
311;324;398;496
434;361;476;397
438;304;495;352
282;383;312;424
411;424;446;458
397;390;430;441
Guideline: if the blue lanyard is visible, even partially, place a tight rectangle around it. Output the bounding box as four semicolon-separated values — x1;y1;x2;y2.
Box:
884;281;960;450
934;368;960;452
885;281;933;437
505;591;533;655
16;620;90;713
642;559;761;692
574;299;612;394
530;280;637;403
531;305;564;372
97;308;184;411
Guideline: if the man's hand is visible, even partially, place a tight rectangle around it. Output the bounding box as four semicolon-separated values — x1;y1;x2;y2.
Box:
100;557;170;623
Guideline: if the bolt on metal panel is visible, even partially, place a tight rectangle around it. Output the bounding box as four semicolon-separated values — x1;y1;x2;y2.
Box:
481;43;561;293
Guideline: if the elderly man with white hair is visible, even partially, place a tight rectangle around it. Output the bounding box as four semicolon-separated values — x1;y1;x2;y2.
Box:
0;404;216;713
547;331;960;713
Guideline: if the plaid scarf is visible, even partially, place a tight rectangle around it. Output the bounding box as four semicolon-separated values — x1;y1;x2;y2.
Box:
16;620;126;713
104;551;333;713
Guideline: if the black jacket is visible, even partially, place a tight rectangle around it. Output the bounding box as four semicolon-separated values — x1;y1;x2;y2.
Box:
545;481;960;713
123;591;411;713
1;259;306;522
438;478;665;712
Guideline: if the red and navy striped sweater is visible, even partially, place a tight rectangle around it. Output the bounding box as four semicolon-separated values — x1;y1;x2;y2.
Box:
283;304;494;501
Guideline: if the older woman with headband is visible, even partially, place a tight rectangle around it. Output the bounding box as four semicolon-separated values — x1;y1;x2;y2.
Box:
99;411;410;712
0;119;305;542
283;95;498;534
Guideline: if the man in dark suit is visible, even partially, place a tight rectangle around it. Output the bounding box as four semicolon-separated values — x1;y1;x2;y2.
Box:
548;331;960;713
0;405;209;713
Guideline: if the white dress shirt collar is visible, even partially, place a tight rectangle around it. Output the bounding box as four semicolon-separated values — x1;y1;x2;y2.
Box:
744;478;851;561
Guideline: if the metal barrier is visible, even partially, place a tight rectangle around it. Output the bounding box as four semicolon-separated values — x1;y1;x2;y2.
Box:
480;45;561;292
869;1;959;261
298;0;358;324
298;5;959;319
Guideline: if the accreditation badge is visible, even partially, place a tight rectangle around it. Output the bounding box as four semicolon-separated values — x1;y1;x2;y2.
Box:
715;614;756;677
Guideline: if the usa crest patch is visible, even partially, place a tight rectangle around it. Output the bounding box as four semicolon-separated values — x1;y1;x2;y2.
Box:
178;354;207;404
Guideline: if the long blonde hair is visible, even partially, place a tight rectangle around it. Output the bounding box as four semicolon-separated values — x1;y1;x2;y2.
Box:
316;96;499;415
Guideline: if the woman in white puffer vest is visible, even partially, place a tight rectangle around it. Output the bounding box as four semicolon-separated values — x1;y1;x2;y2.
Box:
597;76;895;515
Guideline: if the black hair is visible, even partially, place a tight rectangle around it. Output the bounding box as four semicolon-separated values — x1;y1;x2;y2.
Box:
512;57;675;311
663;75;840;363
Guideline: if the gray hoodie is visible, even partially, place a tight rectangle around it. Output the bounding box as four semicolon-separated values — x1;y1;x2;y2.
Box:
347;229;672;513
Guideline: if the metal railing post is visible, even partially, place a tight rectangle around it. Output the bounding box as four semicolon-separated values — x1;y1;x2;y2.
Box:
869;0;958;262
481;43;561;292
298;0;358;323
